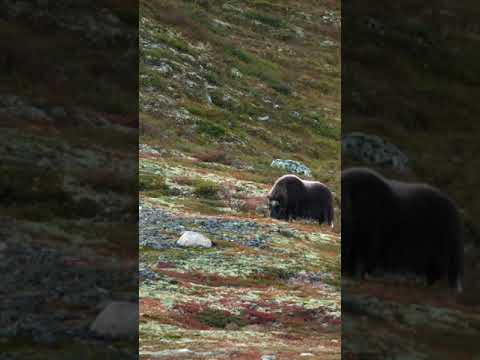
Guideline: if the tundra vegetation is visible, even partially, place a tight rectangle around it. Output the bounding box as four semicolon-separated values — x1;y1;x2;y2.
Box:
139;0;341;358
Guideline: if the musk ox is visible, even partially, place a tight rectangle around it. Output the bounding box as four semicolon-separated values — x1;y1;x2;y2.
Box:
267;174;334;227
342;167;464;292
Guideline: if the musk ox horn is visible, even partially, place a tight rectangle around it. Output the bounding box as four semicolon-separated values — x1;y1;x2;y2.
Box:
270;200;280;206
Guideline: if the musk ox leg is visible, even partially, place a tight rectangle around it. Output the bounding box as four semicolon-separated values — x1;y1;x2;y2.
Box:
324;204;334;228
286;205;295;221
448;260;464;293
425;260;441;287
448;236;464;293
455;278;463;293
354;261;366;280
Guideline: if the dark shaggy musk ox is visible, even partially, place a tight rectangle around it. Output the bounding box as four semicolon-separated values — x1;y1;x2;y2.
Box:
342;167;464;292
267;174;334;227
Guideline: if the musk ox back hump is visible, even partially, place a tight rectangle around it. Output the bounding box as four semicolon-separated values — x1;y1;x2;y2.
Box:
302;180;334;225
268;174;307;221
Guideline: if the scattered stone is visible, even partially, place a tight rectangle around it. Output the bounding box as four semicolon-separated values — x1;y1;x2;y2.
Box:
213;19;232;28
140;144;161;155
139;265;160;283
230;67;243;78
176;231;212;248
90;301;139;339
271;159;312;177
141;349;194;357
290;111;301;119
261;355;276;360
153;63;173;74
140;205;273;248
320;39;336;47
292;26;305;38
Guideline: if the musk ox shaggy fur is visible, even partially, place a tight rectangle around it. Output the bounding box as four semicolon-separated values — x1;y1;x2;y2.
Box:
267;174;334;227
341;167;464;292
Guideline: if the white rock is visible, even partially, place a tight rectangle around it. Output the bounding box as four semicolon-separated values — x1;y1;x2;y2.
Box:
90;301;138;339
177;231;212;248
261;355;276;360
230;67;243;78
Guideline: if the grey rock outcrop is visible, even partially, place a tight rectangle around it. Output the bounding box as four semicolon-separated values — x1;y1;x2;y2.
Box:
342;132;409;171
271;159;312;177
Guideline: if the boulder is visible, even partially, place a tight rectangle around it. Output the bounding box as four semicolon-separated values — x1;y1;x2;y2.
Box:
177;231;212;248
342;132;409;172
270;159;312;177
90;301;138;339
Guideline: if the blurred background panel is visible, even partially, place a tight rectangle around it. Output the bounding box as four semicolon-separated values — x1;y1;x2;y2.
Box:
0;1;139;358
342;1;480;359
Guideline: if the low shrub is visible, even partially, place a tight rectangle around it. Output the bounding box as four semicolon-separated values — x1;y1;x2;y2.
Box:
193;179;221;198
193;149;231;165
196;308;246;329
139;174;170;195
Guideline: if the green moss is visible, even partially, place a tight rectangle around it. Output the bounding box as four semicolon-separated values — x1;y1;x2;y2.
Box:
205;70;223;86
151;31;193;55
196;308;247;329
257;266;296;281
185;103;223;119
245;10;287;28
250;0;287;13
197;119;227;138
140;174;170;195
311;116;341;140
224;45;256;63
230;51;290;94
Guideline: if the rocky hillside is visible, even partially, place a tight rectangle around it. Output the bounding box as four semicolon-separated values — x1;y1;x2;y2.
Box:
139;0;341;358
140;0;341;193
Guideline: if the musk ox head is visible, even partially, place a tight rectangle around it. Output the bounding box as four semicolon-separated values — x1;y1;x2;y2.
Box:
267;195;286;220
